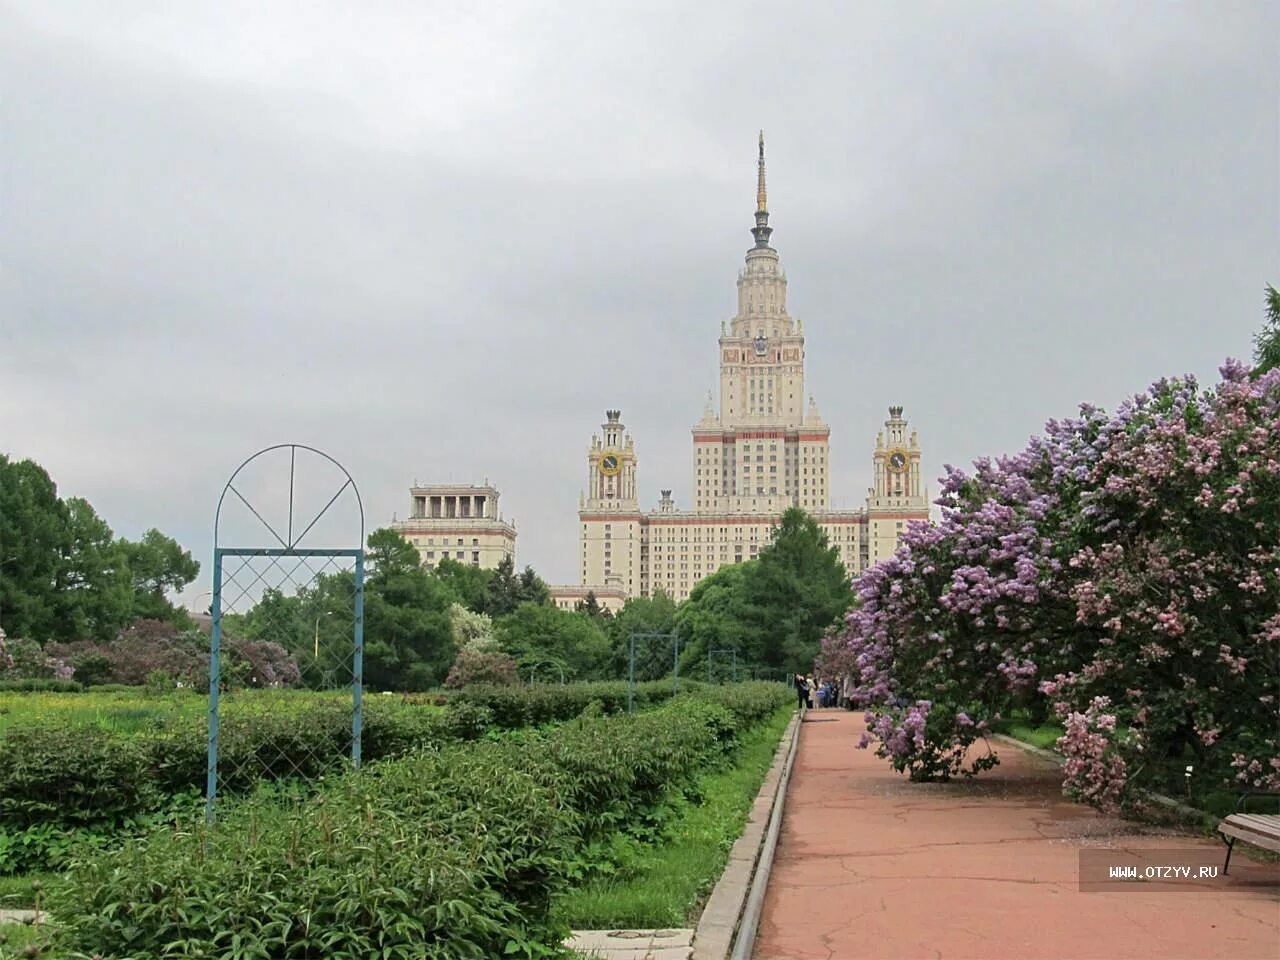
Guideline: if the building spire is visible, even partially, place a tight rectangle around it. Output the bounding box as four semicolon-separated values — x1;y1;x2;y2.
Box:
751;130;773;249
756;130;767;212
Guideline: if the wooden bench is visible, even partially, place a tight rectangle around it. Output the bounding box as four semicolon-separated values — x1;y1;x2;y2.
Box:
1219;793;1280;874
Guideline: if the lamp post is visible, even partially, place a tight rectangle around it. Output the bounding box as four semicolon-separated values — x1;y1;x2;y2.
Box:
192;590;212;616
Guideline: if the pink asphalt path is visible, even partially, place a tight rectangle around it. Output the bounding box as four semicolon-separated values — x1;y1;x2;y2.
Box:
754;709;1279;960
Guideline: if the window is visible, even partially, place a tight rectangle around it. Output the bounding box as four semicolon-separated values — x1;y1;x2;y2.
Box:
456;538;463;546
472;552;480;565
426;551;435;559
456;551;464;559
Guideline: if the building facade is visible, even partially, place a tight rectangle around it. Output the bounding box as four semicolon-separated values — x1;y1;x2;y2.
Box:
391;482;516;570
546;583;628;614
577;136;929;602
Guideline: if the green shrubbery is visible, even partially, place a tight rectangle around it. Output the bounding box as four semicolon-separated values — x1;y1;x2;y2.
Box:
0;682;792;875
48;685;793;959
0;678;82;693
0;698;469;872
453;679;694;728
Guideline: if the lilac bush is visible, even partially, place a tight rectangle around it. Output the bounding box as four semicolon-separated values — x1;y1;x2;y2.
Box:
821;360;1280;807
0;629;75;681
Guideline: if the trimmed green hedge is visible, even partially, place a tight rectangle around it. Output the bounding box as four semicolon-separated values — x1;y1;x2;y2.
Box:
453;679;696;728
48;690;790;959
0;698;488;873
0;682;792;875
48;685;794;959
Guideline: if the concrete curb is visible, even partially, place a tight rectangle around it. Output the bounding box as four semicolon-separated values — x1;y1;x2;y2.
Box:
691;709;802;960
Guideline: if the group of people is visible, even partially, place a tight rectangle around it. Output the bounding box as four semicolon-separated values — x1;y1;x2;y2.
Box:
793;673;840;710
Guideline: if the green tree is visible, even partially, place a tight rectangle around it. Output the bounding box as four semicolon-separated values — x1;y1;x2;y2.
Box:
675;509;853;676
483;555;522;617
517;566;550;606
575;591;602;618
495;602;610;681
752;507;854;668
1254;283;1280;375
366;528;423;579
482;556;550;616
55;498;134;641
675;563;754;673
121;529;200;622
607;588;677;679
431;557;492;612
362;529;455;689
0;456;69;642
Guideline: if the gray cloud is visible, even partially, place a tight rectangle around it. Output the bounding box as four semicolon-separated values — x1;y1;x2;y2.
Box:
1;1;1276;599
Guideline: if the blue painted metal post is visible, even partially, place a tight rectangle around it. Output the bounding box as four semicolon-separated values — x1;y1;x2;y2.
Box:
205;551;223;825
351;551;365;768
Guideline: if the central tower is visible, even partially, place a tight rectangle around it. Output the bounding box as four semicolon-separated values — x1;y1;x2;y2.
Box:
694;133;830;514
568;134;929;605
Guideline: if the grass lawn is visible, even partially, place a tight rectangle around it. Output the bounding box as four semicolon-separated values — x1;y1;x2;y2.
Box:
0;875;55;911
0;919;51;958
1001;718;1064;752
0;689;442;737
553;704;794;929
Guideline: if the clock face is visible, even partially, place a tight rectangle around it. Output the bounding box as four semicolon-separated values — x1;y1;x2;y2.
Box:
599;452;621;476
887;449;908;473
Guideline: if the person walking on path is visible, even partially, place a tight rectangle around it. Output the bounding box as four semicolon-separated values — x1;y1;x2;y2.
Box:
793;673;807;711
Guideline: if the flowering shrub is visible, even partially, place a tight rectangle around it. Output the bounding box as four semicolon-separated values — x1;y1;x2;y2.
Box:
821;359;1280;806
0;629;74;681
444;648;519;688
448;602;499;652
1055;697;1131;811
45;619;301;689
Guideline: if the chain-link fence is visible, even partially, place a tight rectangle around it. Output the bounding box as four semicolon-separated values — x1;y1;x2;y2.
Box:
707;648;740;684
628;631;680;712
206;445;364;824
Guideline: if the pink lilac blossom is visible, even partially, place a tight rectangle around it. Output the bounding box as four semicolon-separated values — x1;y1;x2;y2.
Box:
819;359;1280;806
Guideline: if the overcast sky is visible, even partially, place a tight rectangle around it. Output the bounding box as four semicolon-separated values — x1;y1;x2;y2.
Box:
2;1;1277;603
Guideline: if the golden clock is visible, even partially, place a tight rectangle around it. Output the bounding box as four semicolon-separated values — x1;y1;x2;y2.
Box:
886;448;909;473
599;452;622;476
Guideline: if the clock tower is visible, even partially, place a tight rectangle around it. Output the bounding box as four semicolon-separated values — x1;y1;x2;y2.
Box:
867;405;927;565
579;410;641;595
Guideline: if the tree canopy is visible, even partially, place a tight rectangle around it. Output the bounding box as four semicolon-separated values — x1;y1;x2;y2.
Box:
0;456;199;643
676;508;854;676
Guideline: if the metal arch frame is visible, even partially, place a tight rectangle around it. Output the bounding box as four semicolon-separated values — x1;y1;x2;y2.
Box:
523;657;567;685
207;444;365;825
628;631;681;714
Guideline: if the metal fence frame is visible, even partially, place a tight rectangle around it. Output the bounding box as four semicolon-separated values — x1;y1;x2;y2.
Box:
708;647;739;684
207;444;364;825
628;631;680;714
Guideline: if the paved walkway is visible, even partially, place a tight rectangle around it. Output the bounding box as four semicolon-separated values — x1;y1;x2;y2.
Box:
754;709;1279;960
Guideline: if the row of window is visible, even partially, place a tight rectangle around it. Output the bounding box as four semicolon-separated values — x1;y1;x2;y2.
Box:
426;550;482;565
